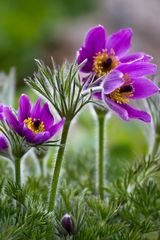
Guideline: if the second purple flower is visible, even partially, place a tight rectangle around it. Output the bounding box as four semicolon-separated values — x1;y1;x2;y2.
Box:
3;94;65;144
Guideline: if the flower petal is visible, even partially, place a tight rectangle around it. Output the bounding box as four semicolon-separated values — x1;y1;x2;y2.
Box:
93;92;102;100
106;28;133;58
120;52;153;63
77;47;93;73
49;118;65;137
104;97;151;122
22;126;50;144
33;132;50;144
0;134;8;150
116;62;157;77
85;25;106;58
4;107;21;134
18;94;31;122
31;98;41;119
0;105;4;120
40;103;54;129
120;104;151;122
104;97;129;120
103;70;124;94
22;127;35;143
131;77;159;99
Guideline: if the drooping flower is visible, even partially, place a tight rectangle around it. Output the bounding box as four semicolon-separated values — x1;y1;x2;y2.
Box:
3;94;65;144
78;25;152;76
102;64;158;122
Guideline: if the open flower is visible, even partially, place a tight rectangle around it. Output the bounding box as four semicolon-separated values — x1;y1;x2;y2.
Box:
78;25;154;101
3;94;65;144
102;63;158;122
78;25;152;77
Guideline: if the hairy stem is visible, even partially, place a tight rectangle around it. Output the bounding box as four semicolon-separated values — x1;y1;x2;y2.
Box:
95;107;106;200
48;120;71;212
15;157;21;186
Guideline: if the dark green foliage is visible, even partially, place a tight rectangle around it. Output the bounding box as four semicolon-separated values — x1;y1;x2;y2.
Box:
0;154;160;239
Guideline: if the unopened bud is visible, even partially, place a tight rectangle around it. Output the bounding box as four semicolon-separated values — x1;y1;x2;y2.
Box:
61;214;74;235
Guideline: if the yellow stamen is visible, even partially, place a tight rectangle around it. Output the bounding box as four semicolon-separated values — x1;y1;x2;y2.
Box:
24;117;45;134
93;49;119;77
108;74;134;104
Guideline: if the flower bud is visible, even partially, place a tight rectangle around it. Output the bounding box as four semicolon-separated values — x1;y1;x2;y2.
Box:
61;214;74;235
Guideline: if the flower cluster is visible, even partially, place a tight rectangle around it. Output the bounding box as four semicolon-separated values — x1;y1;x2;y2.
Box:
78;25;158;122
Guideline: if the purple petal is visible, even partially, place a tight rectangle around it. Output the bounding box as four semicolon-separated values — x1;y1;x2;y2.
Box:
18;94;31;123
116;62;157;77
0;105;4;121
142;54;153;62
120;104;151;122
31;98;41;119
93;92;102;100
104;97;129;120
77;47;93;73
103;70;124;94
49;118;65;137
106;28;133;58
22;126;50;144
33;132;50;144
120;52;153;63
0;134;8;150
22;126;35;141
4;107;21;134
84;25;106;58
104;97;151;122
40;103;54;129
131;77;159;99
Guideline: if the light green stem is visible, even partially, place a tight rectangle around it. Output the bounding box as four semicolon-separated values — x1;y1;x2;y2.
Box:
15;157;21;186
151;134;160;159
48;121;71;212
95;107;106;200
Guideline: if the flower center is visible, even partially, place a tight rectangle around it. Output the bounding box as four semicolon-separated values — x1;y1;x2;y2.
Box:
24;118;45;134
108;74;134;104
93;49;119;77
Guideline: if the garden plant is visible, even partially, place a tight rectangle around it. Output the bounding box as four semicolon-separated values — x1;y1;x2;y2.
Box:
0;25;160;240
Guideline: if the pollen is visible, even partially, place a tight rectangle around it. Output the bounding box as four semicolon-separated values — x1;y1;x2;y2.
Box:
24;117;45;134
93;49;119;77
108;74;135;104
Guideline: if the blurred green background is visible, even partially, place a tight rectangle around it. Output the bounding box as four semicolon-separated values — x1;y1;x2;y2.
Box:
0;0;159;180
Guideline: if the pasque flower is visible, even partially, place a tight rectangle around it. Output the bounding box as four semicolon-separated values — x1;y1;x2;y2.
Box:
3;94;65;144
102;64;158;122
77;25;155;100
78;25;152;77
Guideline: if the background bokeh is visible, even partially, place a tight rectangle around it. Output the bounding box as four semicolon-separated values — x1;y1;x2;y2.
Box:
0;0;159;180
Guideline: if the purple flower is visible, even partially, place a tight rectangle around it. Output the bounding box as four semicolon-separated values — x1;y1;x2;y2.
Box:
0;134;9;151
102;64;158;122
78;25;152;77
3;94;65;144
77;25;155;102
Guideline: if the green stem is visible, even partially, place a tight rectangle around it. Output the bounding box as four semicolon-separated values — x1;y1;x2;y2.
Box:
96;108;106;200
15;157;21;186
151;134;160;159
39;157;44;177
48;120;71;212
